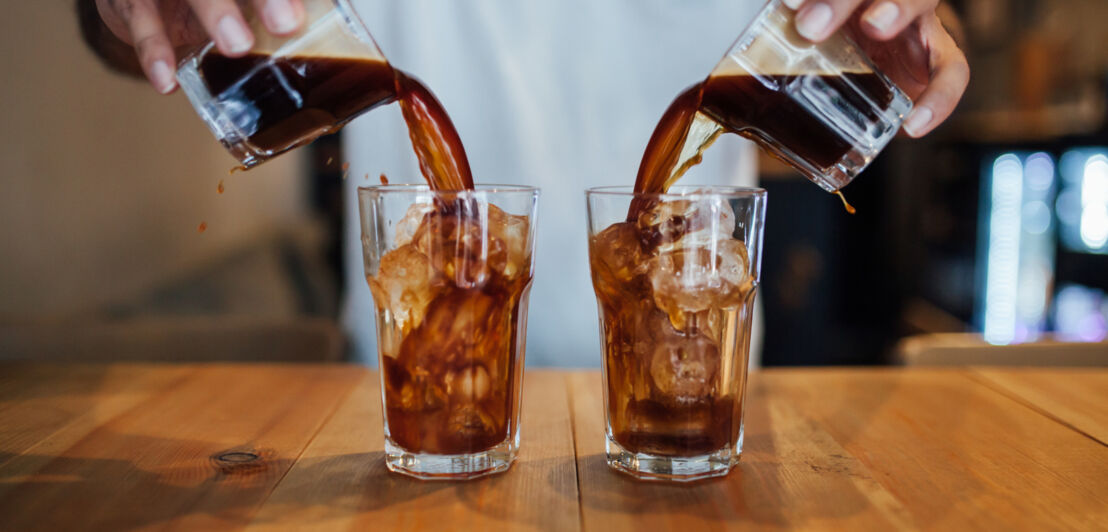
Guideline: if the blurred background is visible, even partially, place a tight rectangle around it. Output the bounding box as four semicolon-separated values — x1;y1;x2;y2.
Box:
0;0;1105;365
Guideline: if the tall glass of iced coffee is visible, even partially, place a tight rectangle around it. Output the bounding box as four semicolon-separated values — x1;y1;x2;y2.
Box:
359;185;539;479
587;186;766;481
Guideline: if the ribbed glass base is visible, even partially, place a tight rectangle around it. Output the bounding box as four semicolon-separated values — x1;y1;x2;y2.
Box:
384;437;517;480
605;432;742;482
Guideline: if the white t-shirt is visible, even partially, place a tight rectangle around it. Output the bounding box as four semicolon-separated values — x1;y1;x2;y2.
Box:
343;0;761;367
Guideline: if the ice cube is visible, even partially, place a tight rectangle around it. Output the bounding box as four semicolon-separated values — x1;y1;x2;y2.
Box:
397;287;507;370
649;329;720;404
590;222;649;296
396;373;448;412
367;244;444;335
636;196;736;252
487;205;531;279
395;201;436;247
648;239;752;330
412;205;511;288
445;364;492;401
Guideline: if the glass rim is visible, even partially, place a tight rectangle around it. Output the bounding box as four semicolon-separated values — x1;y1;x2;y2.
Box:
585;185;766;200
745;0;786;34
333;0;386;57
723;0;787;57
358;184;541;196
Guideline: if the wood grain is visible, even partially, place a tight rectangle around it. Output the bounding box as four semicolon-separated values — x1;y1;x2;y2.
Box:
763;368;1108;531
971;367;1108;445
0;364;361;532
0;363;196;504
1;364;1105;531
245;369;580;532
0;364;193;467
568;371;913;531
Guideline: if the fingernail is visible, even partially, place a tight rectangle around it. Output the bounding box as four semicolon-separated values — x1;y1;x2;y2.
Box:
796;2;833;41
150;60;176;94
903;106;933;136
863;2;900;33
782;0;804;10
218;15;253;54
265;0;300;33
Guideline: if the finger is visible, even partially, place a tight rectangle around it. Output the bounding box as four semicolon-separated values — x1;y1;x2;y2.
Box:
902;17;969;137
860;0;940;40
252;0;305;36
186;0;255;56
114;0;178;93
790;0;867;42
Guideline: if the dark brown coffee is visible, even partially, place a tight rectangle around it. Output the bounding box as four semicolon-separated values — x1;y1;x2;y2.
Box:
378;278;529;455
590;219;750;458
217;52;529;457
202;54;509;457
613;396;737;456
633;72;892;210
198;55;395;156
370;200;533;456
198;54;473;190
703;73;892;168
597;72;893;460
394;71;474;191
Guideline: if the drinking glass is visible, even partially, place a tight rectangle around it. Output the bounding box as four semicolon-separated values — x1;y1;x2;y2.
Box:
587;186;766;481
711;0;912;191
177;0;390;168
359;185;540;479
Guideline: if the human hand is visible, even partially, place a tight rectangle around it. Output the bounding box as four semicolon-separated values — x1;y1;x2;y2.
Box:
783;0;970;137
94;0;306;94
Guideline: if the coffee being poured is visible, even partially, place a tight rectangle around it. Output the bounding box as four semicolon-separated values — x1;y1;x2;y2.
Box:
195;53;472;191
182;2;537;469
178;0;473;190
633;0;911;211
589;0;910;469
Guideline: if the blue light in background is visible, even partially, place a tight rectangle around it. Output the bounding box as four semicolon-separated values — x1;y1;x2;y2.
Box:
1058;149;1108;254
980;152;1058;345
982;154;1024;345
1079;155;1108;250
980;148;1108;345
1054;284;1108;342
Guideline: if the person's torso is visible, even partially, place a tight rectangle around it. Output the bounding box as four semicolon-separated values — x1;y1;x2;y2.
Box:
343;0;760;366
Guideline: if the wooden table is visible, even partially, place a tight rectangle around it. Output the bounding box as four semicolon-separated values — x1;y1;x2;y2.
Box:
1;364;1105;531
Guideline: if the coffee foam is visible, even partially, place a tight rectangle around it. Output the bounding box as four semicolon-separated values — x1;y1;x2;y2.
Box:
250;5;385;60
712;45;872;77
712;8;870;77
